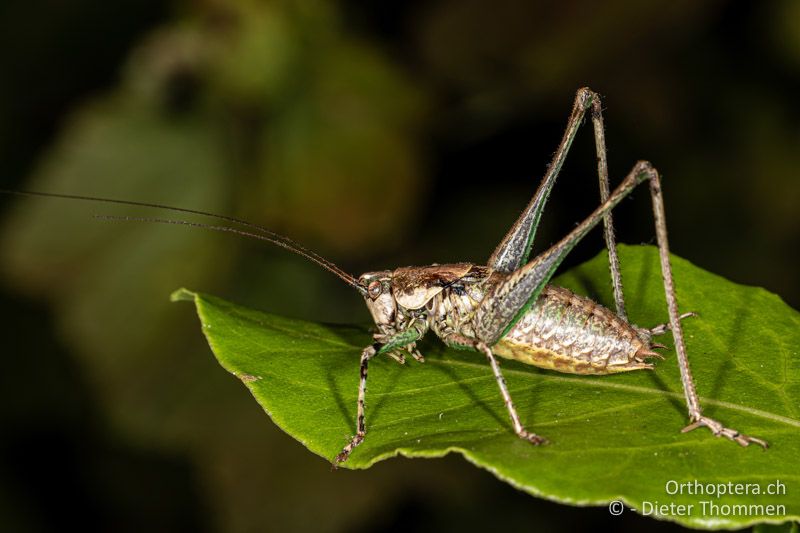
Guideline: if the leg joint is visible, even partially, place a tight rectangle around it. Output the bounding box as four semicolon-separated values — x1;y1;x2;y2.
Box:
576;86;598;109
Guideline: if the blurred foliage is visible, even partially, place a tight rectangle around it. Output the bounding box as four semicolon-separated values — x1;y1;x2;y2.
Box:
1;0;799;532
2;1;429;531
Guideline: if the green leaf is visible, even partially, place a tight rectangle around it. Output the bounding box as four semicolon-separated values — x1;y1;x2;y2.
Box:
175;245;800;529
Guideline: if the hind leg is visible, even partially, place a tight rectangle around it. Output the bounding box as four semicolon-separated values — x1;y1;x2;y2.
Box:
646;168;767;448
488;88;627;319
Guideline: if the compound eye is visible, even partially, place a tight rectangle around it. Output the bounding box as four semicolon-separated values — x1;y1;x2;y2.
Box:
367;280;382;299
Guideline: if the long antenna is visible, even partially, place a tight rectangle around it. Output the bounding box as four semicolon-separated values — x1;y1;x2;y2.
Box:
0;189;366;294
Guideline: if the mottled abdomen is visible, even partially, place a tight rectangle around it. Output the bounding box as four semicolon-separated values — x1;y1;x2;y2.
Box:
493;286;654;375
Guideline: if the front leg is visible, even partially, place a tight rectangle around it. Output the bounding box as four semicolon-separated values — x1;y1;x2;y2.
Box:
373;332;426;364
333;325;425;466
334;343;377;466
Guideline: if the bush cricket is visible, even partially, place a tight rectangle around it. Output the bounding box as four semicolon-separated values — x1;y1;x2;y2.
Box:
2;87;768;467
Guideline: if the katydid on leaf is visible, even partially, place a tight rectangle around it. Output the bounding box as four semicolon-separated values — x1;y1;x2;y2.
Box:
1;87;767;468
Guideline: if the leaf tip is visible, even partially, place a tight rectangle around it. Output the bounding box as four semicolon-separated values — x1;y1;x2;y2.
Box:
170;287;197;303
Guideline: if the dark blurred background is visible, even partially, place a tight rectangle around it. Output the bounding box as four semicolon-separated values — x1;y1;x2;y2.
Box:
1;1;798;531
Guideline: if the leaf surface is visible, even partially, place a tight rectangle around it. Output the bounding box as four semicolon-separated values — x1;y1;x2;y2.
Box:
174;245;800;529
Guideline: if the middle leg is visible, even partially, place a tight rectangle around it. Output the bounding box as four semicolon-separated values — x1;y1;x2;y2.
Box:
479;341;547;445
445;333;546;444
